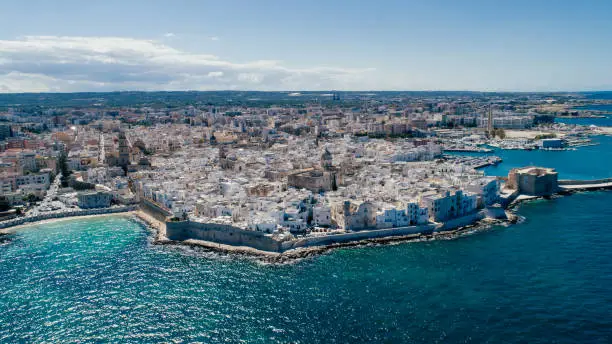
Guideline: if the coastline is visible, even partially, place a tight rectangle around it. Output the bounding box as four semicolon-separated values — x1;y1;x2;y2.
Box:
0;212;134;234
132;206;514;264
0;206;137;234
1;188;606;264
149;217;512;264
132;209;167;241
556;115;607;118
136;190;612;264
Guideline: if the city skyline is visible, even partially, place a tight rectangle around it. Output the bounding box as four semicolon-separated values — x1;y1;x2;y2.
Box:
1;0;612;92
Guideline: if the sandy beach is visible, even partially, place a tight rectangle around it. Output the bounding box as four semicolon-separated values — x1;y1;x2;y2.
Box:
0;212;136;235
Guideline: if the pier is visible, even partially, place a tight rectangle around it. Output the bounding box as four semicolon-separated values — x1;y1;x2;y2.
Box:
444;154;502;169
558;178;612;191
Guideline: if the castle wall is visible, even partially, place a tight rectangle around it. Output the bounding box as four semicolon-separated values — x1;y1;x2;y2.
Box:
165;221;282;252
280;225;436;251
141;199;172;222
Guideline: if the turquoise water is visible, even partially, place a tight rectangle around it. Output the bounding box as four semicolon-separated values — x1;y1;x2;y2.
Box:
2;139;612;343
450;135;612;179
1;194;612;343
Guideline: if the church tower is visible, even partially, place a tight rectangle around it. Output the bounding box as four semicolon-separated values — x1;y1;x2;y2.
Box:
321;147;333;171
118;131;130;172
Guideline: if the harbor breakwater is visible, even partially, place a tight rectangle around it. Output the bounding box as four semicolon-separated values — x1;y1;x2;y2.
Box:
559;178;612;185
558;178;612;190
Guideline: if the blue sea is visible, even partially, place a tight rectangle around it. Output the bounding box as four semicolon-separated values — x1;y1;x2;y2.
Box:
450;135;612;180
572;104;612;112
583;92;612;101
482;135;612;179
1;143;612;342
556;115;612;127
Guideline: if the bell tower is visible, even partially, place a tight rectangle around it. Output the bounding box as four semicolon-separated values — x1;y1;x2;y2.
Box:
321;147;333;171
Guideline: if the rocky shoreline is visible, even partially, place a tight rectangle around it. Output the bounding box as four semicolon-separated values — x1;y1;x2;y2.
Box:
0;195;576;265
133;209;517;264
0;197;573;265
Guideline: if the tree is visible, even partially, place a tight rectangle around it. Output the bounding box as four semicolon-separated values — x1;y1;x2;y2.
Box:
495;128;506;139
27;194;38;203
0;196;10;212
58;152;72;187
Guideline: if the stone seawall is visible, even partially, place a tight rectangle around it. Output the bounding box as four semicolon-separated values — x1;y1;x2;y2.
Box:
165;221;283;252
140;199;172;223
165;221;438;253
281;225;436;251
437;211;486;231
559;178;612;186
163;210;494;254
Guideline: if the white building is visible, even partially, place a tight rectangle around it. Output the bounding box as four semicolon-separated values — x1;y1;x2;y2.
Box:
420;189;478;222
465;177;500;207
313;205;332;226
16;172;50;189
477;115;533;129
248;217;277;233
376;202;430;229
19;151;37;172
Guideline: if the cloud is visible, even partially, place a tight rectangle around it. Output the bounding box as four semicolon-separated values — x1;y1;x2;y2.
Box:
237;73;263;84
0;35;374;92
210;36;220;41
163;33;176;38
207;71;224;78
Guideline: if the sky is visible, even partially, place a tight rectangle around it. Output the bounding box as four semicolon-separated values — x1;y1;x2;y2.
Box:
0;0;611;92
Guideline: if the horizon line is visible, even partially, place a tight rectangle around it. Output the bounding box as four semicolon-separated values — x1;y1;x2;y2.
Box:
1;90;612;95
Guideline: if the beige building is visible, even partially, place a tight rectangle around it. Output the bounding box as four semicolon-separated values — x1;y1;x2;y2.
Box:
507;167;558;196
332;200;376;231
287;148;341;193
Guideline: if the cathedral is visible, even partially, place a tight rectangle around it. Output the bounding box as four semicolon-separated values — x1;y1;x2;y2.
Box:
287;148;342;193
